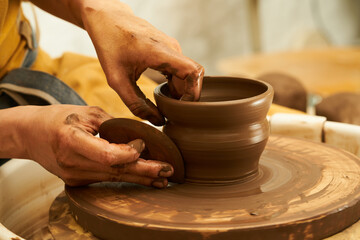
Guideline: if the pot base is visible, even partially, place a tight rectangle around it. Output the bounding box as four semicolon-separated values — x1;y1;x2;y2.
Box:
61;136;360;240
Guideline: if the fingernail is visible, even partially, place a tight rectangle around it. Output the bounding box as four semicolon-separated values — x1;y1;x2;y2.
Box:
127;139;145;153
158;165;173;177
152;179;166;188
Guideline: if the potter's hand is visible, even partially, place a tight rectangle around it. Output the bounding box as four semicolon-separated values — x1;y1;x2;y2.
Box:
0;105;173;187
81;0;204;125
30;0;204;126
31;0;204;125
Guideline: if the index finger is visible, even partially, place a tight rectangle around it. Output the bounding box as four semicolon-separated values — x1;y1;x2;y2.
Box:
108;71;165;126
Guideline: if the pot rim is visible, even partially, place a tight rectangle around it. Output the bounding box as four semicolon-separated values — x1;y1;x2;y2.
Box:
154;76;273;107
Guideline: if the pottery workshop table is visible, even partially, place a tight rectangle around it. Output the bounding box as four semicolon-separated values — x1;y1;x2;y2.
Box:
217;47;360;96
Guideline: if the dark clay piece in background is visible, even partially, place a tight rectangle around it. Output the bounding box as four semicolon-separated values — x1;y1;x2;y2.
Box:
99;118;184;183
257;72;307;112
316;92;360;125
154;76;273;184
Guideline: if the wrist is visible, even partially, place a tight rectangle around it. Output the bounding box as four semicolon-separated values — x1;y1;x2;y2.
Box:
29;0;86;28
79;0;134;29
0;106;38;159
63;0;87;28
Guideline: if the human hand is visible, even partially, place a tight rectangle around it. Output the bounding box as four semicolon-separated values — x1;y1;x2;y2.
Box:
18;105;173;187
80;0;204;125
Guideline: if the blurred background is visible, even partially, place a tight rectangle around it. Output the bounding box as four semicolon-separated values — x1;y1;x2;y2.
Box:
23;0;360;75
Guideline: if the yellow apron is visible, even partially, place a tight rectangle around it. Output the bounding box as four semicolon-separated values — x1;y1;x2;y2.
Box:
0;0;31;79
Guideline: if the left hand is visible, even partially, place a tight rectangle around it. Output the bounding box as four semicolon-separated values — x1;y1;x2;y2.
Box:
17;105;173;187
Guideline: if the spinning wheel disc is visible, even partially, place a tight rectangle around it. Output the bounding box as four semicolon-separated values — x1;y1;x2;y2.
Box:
65;136;360;240
49;192;98;240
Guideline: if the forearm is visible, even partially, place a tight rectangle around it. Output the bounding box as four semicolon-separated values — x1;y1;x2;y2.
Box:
29;0;133;29
29;0;84;27
0;106;32;159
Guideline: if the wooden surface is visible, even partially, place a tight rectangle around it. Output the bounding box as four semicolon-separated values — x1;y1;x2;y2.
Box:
65;136;360;240
218;47;360;96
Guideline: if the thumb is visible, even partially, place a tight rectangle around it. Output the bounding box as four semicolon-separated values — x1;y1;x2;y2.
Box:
127;139;145;154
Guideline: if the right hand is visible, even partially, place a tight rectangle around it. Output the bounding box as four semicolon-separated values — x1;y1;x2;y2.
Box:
28;0;204;126
18;105;174;187
79;0;204;125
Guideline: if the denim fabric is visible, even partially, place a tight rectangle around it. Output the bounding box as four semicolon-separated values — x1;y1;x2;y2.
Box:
21;46;38;69
1;68;87;106
21;25;38;68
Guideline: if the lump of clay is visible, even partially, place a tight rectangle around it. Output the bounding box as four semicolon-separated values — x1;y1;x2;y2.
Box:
316;92;360;125
257;72;307;112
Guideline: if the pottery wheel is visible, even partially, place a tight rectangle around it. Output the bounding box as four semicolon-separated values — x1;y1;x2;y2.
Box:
64;136;360;240
48;192;98;240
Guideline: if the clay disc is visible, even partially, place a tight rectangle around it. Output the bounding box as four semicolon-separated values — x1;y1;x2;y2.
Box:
99;118;184;183
66;136;360;240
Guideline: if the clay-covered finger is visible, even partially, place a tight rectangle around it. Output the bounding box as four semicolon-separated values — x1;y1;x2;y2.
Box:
60;149;174;179
59;154;173;179
108;73;165;126
148;49;204;101
66;127;140;166
179;66;204;101
110;158;174;178
107;174;168;188
61;168;168;188
167;75;184;99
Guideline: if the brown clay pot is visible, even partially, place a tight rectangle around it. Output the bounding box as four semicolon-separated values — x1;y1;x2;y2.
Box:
154;76;273;184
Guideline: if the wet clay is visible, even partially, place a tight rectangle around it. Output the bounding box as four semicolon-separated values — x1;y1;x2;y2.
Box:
154;76;273;183
65;77;360;239
257;72;307;112
65;136;360;240
49;192;97;240
99;118;184;183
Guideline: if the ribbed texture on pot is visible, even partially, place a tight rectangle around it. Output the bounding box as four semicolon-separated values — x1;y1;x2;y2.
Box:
154;76;273;183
